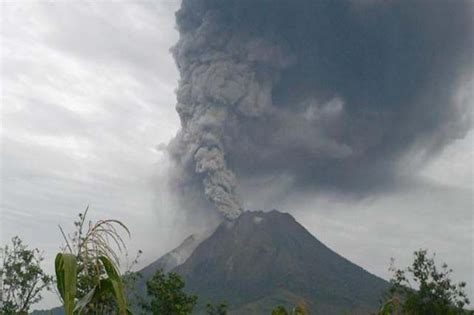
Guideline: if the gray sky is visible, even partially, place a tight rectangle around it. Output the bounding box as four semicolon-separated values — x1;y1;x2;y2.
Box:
1;1;473;310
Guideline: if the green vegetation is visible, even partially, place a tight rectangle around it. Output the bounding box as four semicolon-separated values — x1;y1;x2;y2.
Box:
55;208;131;314
379;249;472;315
0;236;53;314
54;253;77;315
140;269;197;315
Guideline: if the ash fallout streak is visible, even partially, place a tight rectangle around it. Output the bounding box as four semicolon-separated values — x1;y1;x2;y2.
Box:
166;0;473;220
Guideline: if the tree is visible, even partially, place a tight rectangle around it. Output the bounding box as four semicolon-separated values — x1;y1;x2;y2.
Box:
206;301;227;315
0;236;53;314
141;269;197;315
379;249;471;315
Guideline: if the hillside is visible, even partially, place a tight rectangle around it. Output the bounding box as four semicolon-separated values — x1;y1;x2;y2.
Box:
32;210;389;314
172;210;389;314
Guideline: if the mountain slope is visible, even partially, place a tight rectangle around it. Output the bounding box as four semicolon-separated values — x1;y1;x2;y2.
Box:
140;233;205;278
173;210;389;314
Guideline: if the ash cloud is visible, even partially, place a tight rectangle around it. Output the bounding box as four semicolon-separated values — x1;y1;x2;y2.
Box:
167;0;473;219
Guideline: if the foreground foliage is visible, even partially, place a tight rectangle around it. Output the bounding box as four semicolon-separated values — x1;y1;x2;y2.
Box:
379;249;471;315
55;208;131;314
0;237;53;314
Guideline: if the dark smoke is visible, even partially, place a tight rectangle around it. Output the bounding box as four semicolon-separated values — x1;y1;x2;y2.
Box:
167;0;473;220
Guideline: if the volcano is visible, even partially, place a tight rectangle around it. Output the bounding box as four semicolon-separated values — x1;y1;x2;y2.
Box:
142;210;389;314
33;210;388;315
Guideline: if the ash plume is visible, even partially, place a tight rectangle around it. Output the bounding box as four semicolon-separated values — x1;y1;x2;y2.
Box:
167;0;473;220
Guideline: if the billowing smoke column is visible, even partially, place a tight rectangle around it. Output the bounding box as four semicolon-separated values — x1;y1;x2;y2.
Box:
167;0;473;220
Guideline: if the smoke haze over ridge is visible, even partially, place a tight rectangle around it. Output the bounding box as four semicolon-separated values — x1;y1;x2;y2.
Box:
167;0;473;220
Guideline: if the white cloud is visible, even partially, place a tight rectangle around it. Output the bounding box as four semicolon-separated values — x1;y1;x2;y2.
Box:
1;1;182;309
420;130;474;190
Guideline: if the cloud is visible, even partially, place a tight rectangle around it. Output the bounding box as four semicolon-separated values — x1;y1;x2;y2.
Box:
1;1;186;309
167;0;473;301
290;177;474;306
168;0;473;219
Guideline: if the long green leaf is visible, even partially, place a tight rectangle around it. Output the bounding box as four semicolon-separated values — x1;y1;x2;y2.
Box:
98;255;128;315
74;286;96;314
55;253;77;315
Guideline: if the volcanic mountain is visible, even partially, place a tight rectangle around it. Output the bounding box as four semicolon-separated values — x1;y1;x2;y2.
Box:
142;210;389;314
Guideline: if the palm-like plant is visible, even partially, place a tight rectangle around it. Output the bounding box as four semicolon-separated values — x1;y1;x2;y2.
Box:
55;207;130;314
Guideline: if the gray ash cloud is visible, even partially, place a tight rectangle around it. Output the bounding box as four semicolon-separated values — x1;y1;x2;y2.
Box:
167;0;473;219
